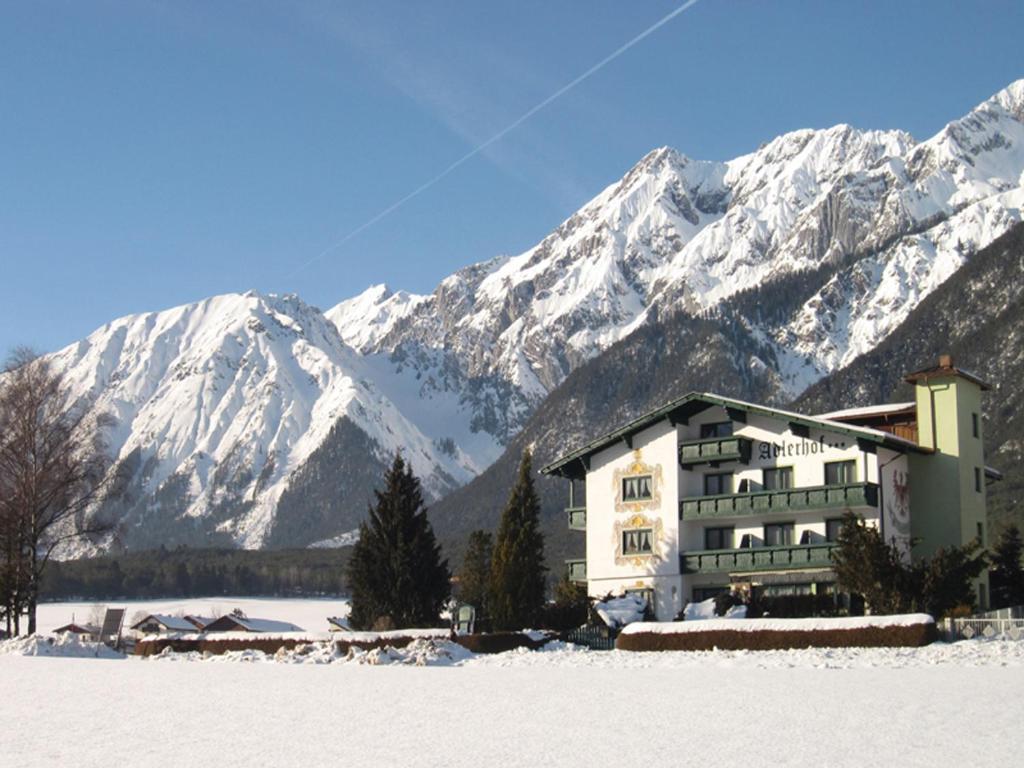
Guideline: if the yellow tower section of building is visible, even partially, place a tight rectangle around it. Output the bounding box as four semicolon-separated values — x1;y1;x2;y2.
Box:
907;355;990;607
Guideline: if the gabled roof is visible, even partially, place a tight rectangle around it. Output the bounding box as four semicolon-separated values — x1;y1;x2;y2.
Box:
904;356;991;390
53;623;100;635
204;615;304;633
130;614;198;632
541;391;929;480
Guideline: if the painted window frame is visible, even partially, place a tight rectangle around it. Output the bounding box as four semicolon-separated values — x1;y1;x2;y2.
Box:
622;527;654;556
621;474;654;502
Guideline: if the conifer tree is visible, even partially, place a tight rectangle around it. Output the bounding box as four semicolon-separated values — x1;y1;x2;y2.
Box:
346;452;450;629
489;449;546;630
990;524;1024;608
457;530;493;613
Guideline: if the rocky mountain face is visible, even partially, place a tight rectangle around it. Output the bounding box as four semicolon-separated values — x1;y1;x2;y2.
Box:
35;80;1024;555
52;292;473;553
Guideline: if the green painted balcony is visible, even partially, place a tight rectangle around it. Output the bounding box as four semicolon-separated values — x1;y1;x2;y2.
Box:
679;482;878;521
678;436;752;467
567;506;587;531
681;543;837;574
566;559;587;583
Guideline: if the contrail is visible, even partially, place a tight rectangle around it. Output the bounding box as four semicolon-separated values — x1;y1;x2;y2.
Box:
292;0;702;276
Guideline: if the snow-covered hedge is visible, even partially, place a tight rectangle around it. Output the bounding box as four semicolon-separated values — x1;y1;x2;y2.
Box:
617;614;936;651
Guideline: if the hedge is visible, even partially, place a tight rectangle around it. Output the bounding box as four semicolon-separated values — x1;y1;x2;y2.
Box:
616;622;936;652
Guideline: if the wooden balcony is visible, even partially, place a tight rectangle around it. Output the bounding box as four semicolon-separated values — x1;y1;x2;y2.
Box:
681;544;837;574
679;482;878;521
566;559;587;583
678;436;752;467
567;506;587;531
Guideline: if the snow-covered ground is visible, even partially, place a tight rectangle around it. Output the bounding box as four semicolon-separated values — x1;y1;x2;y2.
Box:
12;599;1022;765
2;639;1022;766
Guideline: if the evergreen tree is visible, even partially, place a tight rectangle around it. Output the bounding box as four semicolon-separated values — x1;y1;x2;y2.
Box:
346;452;450;630
489;449;546;630
990;524;1024;608
831;511;987;619
457;530;493;613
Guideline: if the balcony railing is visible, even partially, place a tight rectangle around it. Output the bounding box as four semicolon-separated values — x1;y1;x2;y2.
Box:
681;544;837;574
566;559;587;583
679;482;878;521
678;436;752;467
567;506;587;531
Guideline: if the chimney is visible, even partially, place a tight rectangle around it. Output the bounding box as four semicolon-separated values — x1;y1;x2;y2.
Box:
938;354;953;368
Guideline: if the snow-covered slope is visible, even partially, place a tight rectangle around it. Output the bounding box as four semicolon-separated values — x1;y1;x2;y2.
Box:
51;292;476;550
42;80;1024;552
329;80;1024;427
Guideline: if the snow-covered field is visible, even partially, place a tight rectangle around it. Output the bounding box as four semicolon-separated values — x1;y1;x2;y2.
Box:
7;599;1022;766
4;630;1024;766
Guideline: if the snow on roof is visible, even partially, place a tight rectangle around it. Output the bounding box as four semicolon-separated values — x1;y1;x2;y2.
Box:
184;615;217;629
222;616;305;633
132;614;199;632
53;623;100;635
817;402;916;420
327;616;352;631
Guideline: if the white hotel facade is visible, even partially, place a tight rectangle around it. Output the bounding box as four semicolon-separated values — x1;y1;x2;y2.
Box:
541;357;995;619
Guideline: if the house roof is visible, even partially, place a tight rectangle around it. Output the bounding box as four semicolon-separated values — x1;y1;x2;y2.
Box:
53;623;100;635
904;356;991;391
130;614;197;632
817;402;916;421
205;615;304;633
541;391;929;480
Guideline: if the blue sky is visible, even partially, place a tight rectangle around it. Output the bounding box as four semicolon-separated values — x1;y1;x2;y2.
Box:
2;1;1022;356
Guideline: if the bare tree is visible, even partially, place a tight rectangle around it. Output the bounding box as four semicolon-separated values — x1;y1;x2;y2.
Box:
0;348;118;634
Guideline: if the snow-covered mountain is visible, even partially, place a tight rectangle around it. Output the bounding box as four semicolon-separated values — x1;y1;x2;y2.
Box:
52;292;477;551
328;81;1024;433
42;80;1024;553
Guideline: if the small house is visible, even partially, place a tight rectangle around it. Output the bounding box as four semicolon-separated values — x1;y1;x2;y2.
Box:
53;622;100;641
131;614;200;636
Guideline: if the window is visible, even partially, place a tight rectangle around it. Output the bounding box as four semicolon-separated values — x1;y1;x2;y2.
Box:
764;523;795;547
972;413;980;439
825;518;844;543
975;467;982;493
704;472;733;496
977;522;984;545
763;467;793;490
825;460;856;485
622;528;653;555
700;421;733;439
622;475;653;501
704;526;734;550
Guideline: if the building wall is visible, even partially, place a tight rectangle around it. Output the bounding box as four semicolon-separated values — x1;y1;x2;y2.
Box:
910;376;989;605
678;408;881;552
583;419;682;620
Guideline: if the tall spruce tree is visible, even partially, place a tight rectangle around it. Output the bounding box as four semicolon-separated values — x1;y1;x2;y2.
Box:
990;524;1024;608
457;530;493;614
489;449;546;630
346;452;450;629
